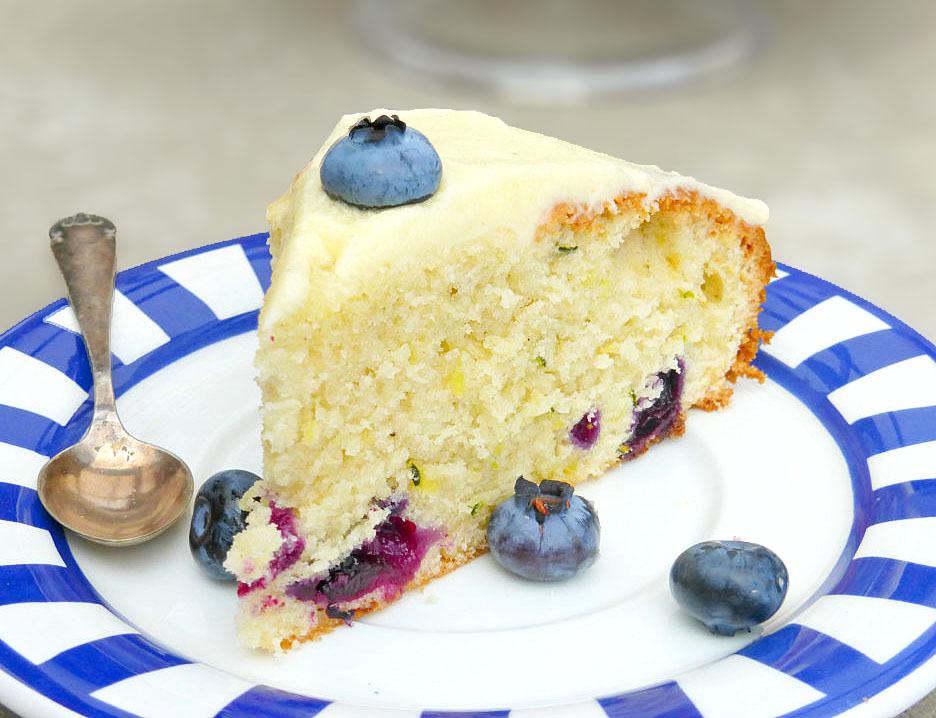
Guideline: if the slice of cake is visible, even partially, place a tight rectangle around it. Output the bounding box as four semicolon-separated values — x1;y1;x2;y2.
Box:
227;109;773;653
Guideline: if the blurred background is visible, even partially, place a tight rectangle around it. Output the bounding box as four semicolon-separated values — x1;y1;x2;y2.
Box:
2;1;935;342
1;1;935;339
0;1;935;714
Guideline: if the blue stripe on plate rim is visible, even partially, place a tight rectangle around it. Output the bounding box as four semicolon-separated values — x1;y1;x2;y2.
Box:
1;237;936;718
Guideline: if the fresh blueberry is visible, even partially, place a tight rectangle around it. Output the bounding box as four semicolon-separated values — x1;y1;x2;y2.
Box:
320;114;442;209
486;477;600;582
189;469;261;580
669;540;788;636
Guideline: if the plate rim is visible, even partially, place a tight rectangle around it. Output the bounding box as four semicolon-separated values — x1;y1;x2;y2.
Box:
2;238;936;718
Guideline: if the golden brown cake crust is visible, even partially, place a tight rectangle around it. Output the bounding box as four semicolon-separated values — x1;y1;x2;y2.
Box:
279;545;488;651
543;189;774;410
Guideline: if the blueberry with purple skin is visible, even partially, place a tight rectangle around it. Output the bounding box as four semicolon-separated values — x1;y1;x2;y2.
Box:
486;477;600;582
670;540;788;635
189;470;260;580
320;114;442;209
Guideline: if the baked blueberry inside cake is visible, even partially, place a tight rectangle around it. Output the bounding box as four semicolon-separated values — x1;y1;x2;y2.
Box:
225;108;773;652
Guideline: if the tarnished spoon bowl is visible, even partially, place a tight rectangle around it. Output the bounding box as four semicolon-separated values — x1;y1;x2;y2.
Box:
37;214;194;546
38;420;193;545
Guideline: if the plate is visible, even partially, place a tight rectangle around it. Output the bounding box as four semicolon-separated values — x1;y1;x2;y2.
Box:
3;235;936;718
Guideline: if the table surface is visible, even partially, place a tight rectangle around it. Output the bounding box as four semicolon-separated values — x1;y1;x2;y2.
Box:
1;1;935;716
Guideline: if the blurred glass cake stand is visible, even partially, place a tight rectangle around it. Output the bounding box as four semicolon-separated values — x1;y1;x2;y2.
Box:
354;0;767;104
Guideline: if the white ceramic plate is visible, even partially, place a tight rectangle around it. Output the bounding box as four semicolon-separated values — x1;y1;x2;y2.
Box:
3;237;936;718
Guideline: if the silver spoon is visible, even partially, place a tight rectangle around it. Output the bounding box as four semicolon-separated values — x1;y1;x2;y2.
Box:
37;213;194;545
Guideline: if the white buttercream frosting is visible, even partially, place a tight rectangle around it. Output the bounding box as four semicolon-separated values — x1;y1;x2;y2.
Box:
262;108;768;329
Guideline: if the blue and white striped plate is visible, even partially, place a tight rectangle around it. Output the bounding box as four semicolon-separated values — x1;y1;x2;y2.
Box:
3;235;936;718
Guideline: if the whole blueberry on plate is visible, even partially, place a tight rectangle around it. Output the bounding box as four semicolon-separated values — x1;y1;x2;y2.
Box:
189;469;260;580
320;114;442;208
669;539;788;635
486;477;600;582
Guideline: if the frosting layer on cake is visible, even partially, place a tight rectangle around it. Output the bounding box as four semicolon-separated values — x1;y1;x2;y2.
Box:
262;109;767;329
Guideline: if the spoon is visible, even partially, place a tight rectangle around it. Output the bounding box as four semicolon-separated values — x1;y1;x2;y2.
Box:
37;213;194;545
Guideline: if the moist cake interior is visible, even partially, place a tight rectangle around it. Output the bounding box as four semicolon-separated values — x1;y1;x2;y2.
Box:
228;188;771;653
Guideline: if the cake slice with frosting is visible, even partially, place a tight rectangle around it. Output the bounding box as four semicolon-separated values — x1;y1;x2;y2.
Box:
227;109;773;653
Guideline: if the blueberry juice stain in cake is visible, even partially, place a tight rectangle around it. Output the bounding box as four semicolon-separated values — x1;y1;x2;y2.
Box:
284;501;442;620
236;502;305;597
566;360;685;459
623;359;685;458
570;409;601;449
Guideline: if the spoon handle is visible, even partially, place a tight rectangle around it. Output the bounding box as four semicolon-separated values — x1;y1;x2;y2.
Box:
49;213;119;414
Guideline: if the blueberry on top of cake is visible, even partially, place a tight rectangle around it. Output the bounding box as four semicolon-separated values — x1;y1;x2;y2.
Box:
226;108;773;653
